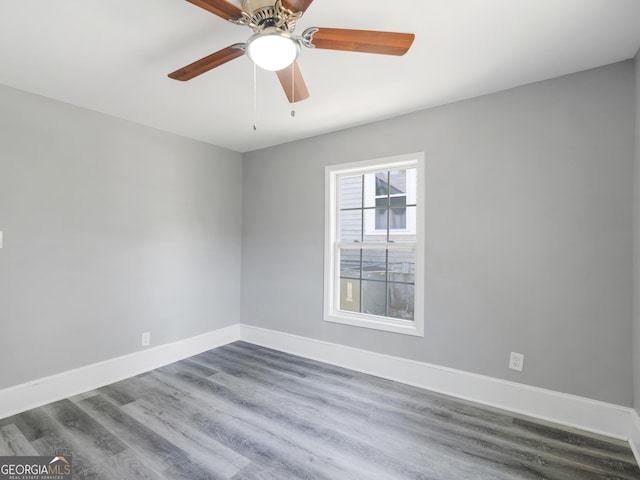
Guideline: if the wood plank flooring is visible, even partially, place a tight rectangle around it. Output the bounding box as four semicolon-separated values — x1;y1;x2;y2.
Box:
1;341;639;479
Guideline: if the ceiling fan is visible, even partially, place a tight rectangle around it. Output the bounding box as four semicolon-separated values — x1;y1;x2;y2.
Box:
169;0;415;103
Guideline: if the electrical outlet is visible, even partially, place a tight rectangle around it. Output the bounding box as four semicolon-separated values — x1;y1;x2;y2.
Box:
509;352;524;372
141;332;151;347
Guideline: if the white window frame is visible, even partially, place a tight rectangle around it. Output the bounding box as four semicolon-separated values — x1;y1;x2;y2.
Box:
324;152;425;337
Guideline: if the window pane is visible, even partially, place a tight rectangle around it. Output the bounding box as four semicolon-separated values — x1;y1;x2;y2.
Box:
389;207;407;229
340;248;361;279
375;207;387;231
388;249;415;284
362;280;386;316
340;278;360;313
362;249;386;279
389;170;407;195
364;173;376;208
339;175;363;210
375;172;389;196
340;209;362;242
388;283;414;320
362;249;387;316
389;206;416;243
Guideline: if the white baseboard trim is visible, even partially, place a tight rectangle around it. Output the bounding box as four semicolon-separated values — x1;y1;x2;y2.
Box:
0;324;241;420
630;410;640;465
240;324;635;443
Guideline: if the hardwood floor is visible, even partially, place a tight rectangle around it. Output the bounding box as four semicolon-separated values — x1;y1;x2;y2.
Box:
1;341;639;479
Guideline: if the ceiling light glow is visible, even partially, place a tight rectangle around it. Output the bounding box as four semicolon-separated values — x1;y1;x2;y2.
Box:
246;29;299;71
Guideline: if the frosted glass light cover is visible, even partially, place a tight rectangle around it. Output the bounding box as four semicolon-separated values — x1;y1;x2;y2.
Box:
246;32;299;71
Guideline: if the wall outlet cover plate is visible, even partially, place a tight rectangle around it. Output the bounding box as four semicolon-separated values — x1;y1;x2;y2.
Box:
509;352;524;372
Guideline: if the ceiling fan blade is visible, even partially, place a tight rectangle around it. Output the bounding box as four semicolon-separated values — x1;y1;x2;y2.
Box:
169;45;245;81
185;0;245;21
276;62;309;103
309;28;414;56
281;0;314;13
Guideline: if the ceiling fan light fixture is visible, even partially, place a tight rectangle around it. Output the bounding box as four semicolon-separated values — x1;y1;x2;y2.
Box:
246;28;299;71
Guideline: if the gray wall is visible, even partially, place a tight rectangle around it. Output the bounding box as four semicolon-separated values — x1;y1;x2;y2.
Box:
242;61;635;406
634;50;640;414
1;61;635;408
0;85;243;390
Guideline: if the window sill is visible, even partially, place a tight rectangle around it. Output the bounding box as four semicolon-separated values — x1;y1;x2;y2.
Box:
324;311;424;337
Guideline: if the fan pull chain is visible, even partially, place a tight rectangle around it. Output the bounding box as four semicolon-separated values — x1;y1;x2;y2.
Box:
252;63;257;131
290;62;296;117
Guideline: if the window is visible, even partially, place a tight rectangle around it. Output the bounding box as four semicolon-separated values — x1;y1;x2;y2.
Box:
324;153;425;336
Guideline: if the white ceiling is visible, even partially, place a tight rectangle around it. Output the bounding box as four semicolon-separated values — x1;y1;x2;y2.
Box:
0;0;639;153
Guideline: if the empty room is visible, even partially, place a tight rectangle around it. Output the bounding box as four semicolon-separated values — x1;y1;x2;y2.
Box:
1;0;640;478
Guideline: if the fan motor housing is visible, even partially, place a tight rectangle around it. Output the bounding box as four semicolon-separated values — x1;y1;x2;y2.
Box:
241;0;302;32
242;0;277;26
242;0;274;14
